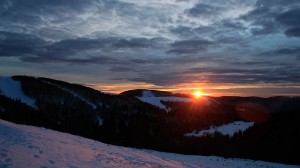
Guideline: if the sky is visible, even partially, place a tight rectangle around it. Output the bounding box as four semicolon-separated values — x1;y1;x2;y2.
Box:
1;0;300;97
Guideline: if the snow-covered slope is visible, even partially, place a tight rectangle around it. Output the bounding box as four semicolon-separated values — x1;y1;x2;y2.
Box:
0;119;298;168
137;91;192;111
0;77;37;109
185;121;254;138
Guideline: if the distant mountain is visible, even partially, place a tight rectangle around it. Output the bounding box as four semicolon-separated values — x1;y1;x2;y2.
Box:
0;75;300;165
214;96;300;113
121;89;190;97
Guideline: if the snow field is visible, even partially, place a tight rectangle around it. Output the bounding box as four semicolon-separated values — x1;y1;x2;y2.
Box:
185;121;254;138
0;119;298;168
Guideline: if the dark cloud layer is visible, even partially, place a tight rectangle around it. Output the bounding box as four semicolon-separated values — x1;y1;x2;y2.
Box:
0;30;164;64
187;3;218;17
276;8;300;37
128;66;300;86
0;31;48;57
167;39;213;54
285;27;300;37
0;0;300;94
276;8;300;27
259;47;300;56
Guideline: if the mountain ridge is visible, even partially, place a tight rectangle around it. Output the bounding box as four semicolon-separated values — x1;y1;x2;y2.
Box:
0;75;300;165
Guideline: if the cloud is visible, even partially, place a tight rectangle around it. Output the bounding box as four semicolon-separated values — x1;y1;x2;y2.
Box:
255;0;300;7
31;28;75;41
275;8;300;37
240;1;300;37
186;3;218;17
240;7;279;36
109;66;135;72
185;67;265;74
1;0;300;93
0;0;174;40
167;39;213;54
285;27;300;37
0;30;166;64
186;0;256;21
127;73;191;86
126;66;300;86
276;8;300;27
47;37;160;53
0;31;48;57
20;55;117;65
199;67;300;84
259;47;300;56
112;38;165;49
0;0;94;26
169;26;196;39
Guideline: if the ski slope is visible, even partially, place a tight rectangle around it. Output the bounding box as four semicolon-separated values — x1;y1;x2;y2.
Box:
0;76;37;109
0;119;298;168
41;80;97;110
137;91;192;111
185;121;254;138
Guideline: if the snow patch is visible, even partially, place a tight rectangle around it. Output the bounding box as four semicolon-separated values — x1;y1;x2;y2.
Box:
0;77;37;109
0;106;4;112
141;90;155;97
97;115;103;126
0;119;297;168
185;121;254;138
137;91;192;111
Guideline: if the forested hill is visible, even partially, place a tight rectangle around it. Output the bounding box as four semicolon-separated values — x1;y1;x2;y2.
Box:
0;75;300;165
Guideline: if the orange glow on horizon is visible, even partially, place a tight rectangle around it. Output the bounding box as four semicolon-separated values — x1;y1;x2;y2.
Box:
193;91;204;98
88;82;298;97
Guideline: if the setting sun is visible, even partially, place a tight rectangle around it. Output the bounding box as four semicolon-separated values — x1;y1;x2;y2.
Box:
193;91;203;98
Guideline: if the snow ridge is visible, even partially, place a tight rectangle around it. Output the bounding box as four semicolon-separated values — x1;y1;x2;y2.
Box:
0;119;297;168
0;77;37;109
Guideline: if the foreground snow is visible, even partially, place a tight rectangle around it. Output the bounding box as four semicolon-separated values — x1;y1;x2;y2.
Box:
0;76;37;108
185;121;254;138
0;120;298;168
